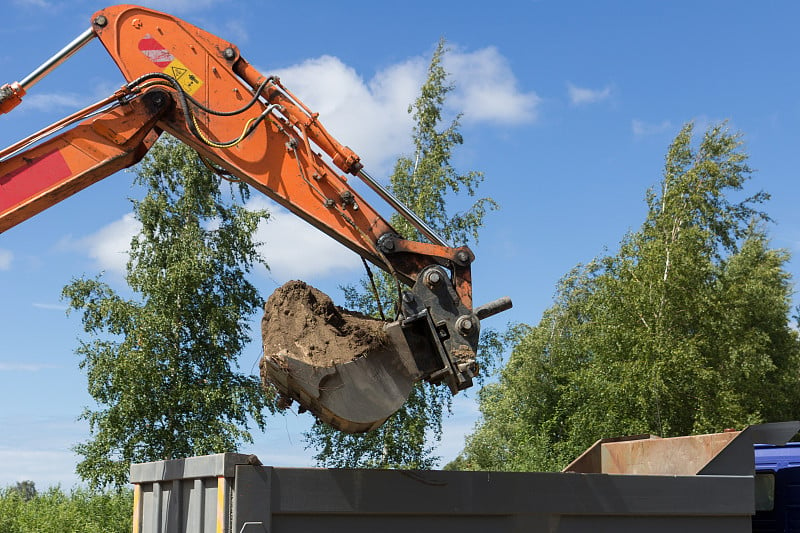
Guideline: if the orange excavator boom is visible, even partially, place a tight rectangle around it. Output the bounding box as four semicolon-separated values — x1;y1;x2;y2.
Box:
0;5;511;432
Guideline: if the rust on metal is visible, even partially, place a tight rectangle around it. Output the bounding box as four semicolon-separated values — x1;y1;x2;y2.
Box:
565;431;741;475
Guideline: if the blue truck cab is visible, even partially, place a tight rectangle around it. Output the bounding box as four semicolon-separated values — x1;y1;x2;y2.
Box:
754;442;800;532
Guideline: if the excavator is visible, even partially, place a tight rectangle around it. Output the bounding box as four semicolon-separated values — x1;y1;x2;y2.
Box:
0;5;511;434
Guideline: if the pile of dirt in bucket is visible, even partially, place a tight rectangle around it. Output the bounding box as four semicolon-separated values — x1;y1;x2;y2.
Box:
259;280;387;369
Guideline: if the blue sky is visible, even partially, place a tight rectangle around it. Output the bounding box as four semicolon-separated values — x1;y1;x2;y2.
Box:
1;0;799;487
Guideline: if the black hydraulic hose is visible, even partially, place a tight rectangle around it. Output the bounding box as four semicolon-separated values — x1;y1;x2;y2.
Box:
125;72;272;147
127;72;273;115
186;76;274;116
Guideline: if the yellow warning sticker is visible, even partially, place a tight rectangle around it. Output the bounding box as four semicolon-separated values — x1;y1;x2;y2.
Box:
164;59;203;96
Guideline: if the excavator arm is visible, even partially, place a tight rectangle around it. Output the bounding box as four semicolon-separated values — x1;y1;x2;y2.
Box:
0;5;511;433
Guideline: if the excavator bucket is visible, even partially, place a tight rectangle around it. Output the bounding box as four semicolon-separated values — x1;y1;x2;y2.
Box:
258;280;430;433
259;277;510;433
260;319;420;434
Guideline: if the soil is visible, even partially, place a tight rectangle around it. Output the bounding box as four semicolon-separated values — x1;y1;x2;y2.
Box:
260;280;388;368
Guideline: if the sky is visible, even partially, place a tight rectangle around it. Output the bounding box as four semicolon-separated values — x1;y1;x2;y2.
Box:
1;0;800;488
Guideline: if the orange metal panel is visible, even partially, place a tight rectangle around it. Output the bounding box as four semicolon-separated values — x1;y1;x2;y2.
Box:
0;91;165;233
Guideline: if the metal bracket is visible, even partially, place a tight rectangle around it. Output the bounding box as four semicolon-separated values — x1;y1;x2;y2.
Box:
399;265;479;393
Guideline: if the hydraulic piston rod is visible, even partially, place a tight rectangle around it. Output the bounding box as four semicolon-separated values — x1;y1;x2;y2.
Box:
357;168;449;247
20;27;96;91
1;27;96;115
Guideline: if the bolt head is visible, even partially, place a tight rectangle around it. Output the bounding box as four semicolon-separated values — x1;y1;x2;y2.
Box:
456;314;477;336
425;270;441;286
457;250;470;263
223;47;236;60
94;15;108;27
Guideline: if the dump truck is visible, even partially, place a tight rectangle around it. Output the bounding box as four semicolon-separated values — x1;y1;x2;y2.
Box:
128;422;800;532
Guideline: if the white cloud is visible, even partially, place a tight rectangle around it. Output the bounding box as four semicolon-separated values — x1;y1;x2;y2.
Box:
445;46;541;124
19;93;89;113
0;417;87;488
60;213;140;275
632;119;673;137
64;199;362;282
247;197;361;282
273;55;421;172
567;82;612;105
0;249;12;270
270;45;538;172
84;213;140;274
0;448;82;488
20;79;123;114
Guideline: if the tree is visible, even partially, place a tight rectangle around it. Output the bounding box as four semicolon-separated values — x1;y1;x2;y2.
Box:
62;137;273;488
456;122;800;471
11;481;36;502
303;39;500;468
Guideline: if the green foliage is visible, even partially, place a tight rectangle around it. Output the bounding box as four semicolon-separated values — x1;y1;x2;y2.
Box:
457;122;800;471
11;481;36;502
0;485;132;533
63;137;273;488
304;39;500;468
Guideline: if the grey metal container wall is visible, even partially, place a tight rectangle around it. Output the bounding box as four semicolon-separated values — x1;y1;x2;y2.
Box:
131;453;759;533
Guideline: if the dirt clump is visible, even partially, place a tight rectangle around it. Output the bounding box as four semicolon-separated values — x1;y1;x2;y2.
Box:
260;280;387;369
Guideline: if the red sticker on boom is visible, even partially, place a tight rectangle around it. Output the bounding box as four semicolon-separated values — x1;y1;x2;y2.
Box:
0;149;72;211
138;34;174;67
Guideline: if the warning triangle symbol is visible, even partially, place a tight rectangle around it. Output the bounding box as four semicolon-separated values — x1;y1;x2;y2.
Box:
171;66;187;79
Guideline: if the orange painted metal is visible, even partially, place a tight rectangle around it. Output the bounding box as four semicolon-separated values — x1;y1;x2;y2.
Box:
0;83;25;115
389;237;475;307
87;4;471;294
0;90;165;233
0;3;475;305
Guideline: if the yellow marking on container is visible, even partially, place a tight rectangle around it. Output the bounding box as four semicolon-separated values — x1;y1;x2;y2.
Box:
131;484;141;532
164;58;203;96
216;475;226;533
